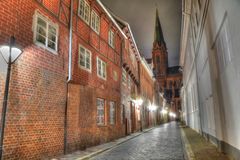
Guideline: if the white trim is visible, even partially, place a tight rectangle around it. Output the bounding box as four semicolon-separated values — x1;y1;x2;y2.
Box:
33;11;59;54
79;44;92;73
96;0;127;39
110;14;141;60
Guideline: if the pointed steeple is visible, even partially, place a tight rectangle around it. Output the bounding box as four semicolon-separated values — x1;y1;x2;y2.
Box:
154;9;166;48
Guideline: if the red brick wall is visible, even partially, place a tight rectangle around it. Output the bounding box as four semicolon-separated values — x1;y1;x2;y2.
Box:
67;84;125;152
65;0;125;153
140;63;154;128
0;0;68;159
0;0;155;159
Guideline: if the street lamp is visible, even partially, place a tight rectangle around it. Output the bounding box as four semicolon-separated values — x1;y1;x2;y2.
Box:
0;36;22;160
149;104;157;111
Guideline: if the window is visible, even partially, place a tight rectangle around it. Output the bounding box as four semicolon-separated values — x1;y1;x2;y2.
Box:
91;10;100;34
109;101;115;125
34;12;58;52
78;0;90;24
113;70;118;81
108;30;115;48
97;57;107;80
122;69;127;85
79;45;91;72
97;98;105;125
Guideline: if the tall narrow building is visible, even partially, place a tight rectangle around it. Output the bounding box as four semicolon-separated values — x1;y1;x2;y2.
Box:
152;9;168;92
151;9;182;115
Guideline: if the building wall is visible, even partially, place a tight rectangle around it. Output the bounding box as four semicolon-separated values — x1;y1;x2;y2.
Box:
0;0;69;159
66;0;125;153
181;0;240;158
0;0;159;159
140;60;154;128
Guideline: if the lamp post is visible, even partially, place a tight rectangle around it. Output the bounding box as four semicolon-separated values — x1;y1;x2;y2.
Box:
0;36;22;160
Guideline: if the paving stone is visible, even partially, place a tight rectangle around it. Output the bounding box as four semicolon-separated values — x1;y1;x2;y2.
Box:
91;122;185;160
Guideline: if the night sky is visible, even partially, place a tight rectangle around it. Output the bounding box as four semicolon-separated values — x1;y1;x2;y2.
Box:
101;0;182;67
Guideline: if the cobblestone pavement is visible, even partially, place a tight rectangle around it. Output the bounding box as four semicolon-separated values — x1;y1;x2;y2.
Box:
91;122;185;160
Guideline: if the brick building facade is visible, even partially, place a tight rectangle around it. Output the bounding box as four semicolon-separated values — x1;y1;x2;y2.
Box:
0;0;159;159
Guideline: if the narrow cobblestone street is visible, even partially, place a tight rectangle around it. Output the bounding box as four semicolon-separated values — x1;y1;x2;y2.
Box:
91;122;185;160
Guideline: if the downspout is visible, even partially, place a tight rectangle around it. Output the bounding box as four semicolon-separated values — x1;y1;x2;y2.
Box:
64;0;73;154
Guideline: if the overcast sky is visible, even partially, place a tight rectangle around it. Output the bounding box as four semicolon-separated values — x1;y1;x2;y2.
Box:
101;0;182;67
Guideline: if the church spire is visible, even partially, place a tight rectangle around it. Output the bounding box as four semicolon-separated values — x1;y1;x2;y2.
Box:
154;9;166;48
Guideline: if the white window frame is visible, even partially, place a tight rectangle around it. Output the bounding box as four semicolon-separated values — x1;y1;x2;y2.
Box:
91;10;100;34
78;0;90;24
79;45;92;72
108;29;115;48
109;101;116;125
97;57;107;80
33;11;59;54
97;98;105;125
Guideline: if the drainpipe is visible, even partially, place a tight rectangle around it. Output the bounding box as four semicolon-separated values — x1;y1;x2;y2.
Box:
64;0;73;154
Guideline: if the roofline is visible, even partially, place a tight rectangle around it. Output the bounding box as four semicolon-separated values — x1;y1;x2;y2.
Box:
110;13;142;60
96;0;127;39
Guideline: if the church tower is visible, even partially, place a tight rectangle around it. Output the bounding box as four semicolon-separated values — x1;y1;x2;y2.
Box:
152;9;168;91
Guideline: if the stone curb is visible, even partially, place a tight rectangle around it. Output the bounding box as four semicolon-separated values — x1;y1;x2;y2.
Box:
180;126;196;160
76;127;155;160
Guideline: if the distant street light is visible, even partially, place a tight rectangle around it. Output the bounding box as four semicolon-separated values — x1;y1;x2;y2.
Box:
149;104;157;111
169;112;176;118
135;98;143;106
0;36;22;160
161;108;168;115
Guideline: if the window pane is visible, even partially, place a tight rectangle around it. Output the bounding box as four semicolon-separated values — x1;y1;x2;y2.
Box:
36;33;46;45
79;0;84;17
37;25;46;37
48;40;56;50
80;52;85;67
37;17;47;28
102;62;106;78
85;4;90;22
98;59;101;75
48;32;56;42
49;25;56;35
97;98;105;125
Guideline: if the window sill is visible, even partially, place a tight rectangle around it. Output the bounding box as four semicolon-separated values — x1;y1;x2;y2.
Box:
34;42;58;55
78;15;90;26
79;65;92;73
97;74;107;81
